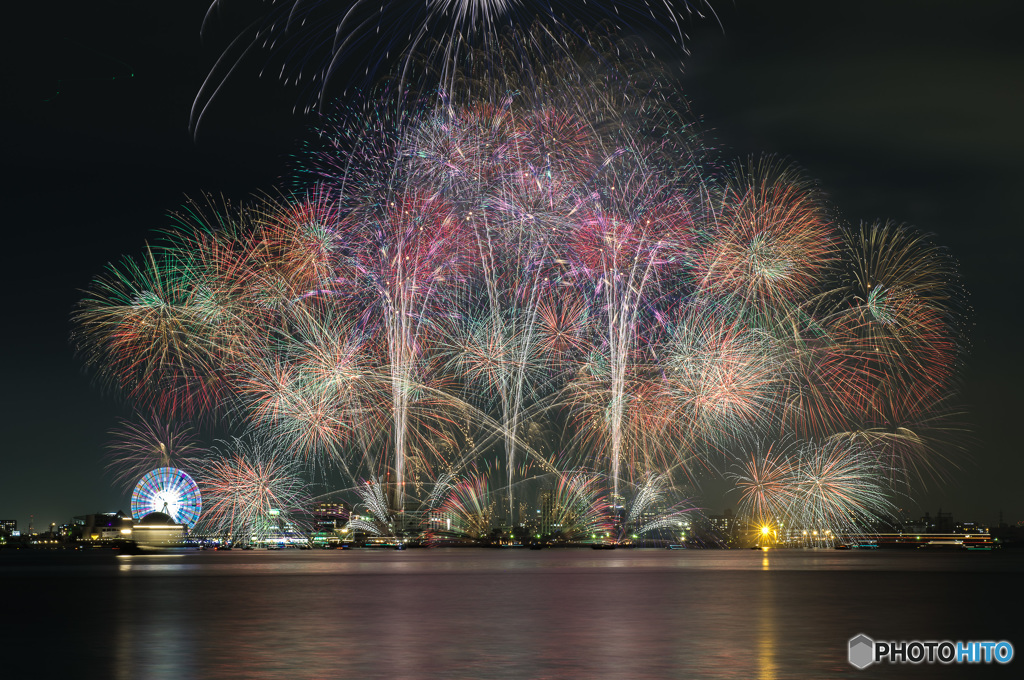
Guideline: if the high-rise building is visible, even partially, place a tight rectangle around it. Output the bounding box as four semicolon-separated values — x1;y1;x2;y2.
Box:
427;510;457;533
538;491;554;537
311;502;350;531
0;520;16;535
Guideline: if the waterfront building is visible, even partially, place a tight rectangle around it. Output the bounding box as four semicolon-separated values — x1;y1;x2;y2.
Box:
538;491;554;537
73;511;134;541
427;509;458;534
132;512;185;546
954;521;988;535
311;502;351;532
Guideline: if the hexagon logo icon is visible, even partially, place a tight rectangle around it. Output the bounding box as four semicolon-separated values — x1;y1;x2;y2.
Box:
848;634;874;669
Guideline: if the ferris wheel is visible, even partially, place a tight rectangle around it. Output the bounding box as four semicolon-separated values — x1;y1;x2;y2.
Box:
131;467;202;529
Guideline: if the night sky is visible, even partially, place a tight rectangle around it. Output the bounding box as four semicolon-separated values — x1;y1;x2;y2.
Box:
3;1;1021;530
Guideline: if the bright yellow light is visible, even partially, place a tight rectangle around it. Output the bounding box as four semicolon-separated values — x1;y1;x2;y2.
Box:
761;526;770;535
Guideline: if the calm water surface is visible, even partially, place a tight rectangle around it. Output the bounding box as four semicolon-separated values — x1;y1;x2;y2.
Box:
3;548;1021;679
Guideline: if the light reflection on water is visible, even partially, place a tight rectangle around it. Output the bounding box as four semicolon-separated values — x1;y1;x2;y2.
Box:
3;549;1021;679
757;553;778;680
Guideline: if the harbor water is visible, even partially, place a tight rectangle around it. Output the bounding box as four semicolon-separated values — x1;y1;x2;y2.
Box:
2;548;1021;679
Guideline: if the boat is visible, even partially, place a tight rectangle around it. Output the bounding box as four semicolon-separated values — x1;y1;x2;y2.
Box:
667;544;687;550
918;540;965;550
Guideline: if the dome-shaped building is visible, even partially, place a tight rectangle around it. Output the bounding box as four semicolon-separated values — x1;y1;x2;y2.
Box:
132;510;185;546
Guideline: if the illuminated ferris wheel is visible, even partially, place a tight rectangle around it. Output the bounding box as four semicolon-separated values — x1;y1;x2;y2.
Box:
131;467;202;529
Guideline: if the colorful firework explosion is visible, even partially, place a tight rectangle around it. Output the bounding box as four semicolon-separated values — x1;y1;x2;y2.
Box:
106;411;206;490
196;436;313;542
730;438;898;539
77;32;967;530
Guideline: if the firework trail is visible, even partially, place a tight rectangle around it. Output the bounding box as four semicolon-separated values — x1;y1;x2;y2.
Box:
541;469;614;541
619;472;695;540
346;190;471;511
835;222;962;406
438;471;499;539
345;467;468;536
442;116;571;517
832;387;966;488
192;1;715;131
567;347;675;488
561;147;702;498
468;465;614;541
345;478;398;536
232;295;387;483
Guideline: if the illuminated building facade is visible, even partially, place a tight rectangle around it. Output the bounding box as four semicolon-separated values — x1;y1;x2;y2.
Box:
73;511;134;541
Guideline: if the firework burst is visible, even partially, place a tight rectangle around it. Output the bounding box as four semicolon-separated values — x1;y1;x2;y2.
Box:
106;412;206;490
77;37;968;524
196;436;313;542
791;438;897;535
730;440;798;528
731;438;898;539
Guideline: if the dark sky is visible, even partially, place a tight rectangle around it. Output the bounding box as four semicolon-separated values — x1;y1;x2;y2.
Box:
2;1;1021;530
